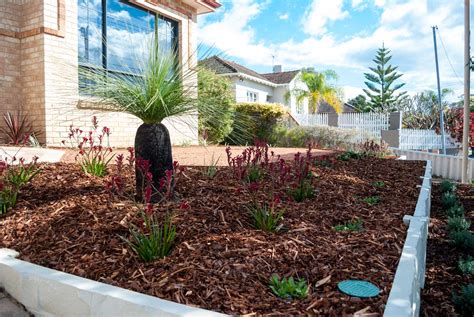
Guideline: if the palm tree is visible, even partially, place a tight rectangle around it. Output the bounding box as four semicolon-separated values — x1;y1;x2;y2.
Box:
288;69;343;114
79;37;219;200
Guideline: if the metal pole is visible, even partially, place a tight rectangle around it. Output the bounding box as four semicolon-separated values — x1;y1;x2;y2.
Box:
462;0;471;183
432;26;447;155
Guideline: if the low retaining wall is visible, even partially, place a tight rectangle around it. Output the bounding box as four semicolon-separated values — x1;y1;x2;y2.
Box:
393;148;473;181
384;160;432;317
0;249;225;317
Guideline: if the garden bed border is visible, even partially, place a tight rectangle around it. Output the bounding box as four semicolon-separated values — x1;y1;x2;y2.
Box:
384;160;432;317
0;249;225;317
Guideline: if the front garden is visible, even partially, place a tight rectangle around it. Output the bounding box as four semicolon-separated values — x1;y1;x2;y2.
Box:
0;141;424;315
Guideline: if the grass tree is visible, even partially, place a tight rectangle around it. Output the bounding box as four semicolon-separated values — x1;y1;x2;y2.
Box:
79;38;218;200
287;69;343;114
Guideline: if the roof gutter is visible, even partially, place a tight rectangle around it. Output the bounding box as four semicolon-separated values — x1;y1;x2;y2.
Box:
219;72;278;87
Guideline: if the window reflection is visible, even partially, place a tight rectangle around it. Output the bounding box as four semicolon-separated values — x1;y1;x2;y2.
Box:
78;0;179;79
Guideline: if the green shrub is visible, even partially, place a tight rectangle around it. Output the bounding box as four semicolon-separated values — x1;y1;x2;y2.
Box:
450;230;474;251
271;125;376;150
453;283;474;317
122;212;176;262
227;103;285;144
269;275;308;300
447;203;465;218
363;196;380;206
250;203;284;232
333;218;363;232
442;191;459;209
440;180;456;193
198;68;235;144
448;217;471;232
337;151;363;161
458;257;474;275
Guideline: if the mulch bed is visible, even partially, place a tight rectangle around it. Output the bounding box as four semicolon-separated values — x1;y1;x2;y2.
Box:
0;155;424;316
422;183;474;316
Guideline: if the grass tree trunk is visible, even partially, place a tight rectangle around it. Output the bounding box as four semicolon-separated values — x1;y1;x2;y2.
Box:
135;123;173;202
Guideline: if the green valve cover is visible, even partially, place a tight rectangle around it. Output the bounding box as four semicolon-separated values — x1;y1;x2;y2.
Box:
337;280;380;298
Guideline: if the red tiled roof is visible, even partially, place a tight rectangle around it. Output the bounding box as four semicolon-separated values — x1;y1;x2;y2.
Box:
202;0;221;8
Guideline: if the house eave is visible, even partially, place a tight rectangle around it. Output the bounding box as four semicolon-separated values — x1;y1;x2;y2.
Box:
220;72;278;87
182;0;221;14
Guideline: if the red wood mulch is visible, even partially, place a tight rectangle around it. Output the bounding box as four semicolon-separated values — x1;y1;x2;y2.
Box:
0;155;425;316
422;183;474;316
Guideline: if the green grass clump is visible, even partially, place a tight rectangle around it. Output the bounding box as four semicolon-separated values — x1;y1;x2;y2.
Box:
363;196;380;206
246;166;263;183
448;217;471;232
288;180;314;202
458;257;474;275
333;219;363;232
453;283;474;317
269;275;309;300
250;203;284;232
372;181;385;188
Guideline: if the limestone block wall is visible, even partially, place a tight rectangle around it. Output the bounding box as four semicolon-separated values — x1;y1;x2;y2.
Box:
0;0;200;147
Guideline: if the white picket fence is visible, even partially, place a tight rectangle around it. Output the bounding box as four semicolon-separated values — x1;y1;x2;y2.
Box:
399;129;443;150
337;112;390;138
292;113;328;126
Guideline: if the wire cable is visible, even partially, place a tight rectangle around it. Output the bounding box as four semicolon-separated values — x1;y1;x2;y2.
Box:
436;27;464;85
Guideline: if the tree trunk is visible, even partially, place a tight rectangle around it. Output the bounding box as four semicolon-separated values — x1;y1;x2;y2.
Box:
135;123;173;202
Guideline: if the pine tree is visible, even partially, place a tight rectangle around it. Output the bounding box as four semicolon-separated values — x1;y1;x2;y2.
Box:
363;45;407;112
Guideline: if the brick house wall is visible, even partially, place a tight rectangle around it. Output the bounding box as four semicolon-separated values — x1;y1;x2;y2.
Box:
0;0;206;147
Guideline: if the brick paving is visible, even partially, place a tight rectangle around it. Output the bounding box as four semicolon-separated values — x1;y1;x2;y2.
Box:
59;145;332;166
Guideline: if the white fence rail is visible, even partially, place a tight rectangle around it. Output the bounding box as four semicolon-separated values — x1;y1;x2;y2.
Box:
385;160;432;317
393;149;474;181
292;113;328;126
399;129;443;150
337;112;390;138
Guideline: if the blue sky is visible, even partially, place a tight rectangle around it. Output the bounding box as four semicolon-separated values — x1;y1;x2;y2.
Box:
198;0;469;102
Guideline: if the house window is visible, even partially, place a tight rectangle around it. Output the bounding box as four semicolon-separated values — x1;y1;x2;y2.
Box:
246;91;258;102
78;0;179;87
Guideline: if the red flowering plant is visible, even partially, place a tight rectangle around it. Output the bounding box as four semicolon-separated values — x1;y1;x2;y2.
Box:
63;116;114;177
0;144;41;215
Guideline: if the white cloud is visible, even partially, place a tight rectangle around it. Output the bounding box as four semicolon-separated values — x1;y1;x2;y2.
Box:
198;0;467;97
279;13;289;20
302;0;349;36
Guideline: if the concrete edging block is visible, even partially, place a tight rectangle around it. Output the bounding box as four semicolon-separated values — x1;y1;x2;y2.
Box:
0;249;227;317
384;160;432;317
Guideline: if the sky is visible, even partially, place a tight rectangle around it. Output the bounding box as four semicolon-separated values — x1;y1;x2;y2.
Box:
197;0;470;102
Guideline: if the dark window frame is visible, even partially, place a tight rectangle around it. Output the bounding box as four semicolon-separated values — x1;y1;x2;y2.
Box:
78;0;179;75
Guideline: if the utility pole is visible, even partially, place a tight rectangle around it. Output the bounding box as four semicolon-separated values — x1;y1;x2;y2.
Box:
462;0;471;183
432;26;447;155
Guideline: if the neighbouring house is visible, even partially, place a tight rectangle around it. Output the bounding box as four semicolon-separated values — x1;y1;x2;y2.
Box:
200;56;356;116
0;0;220;147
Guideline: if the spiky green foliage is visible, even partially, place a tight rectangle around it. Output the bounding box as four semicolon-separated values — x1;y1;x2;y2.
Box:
197;68;235;143
440;180;456;194
450;230;474;251
337;151;363;161
203;154;219;179
250;203;284;232
363;45;407;112
442;191;459;209
269;275;309;300
246;166;263;183
448;217;471;232
458;257;474;275
288;180;314;202
372;181;385;188
122;212;176;262
333;218;363;232
79;37;231;132
287;69;343;114
448;203;465;218
453;284;474;317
